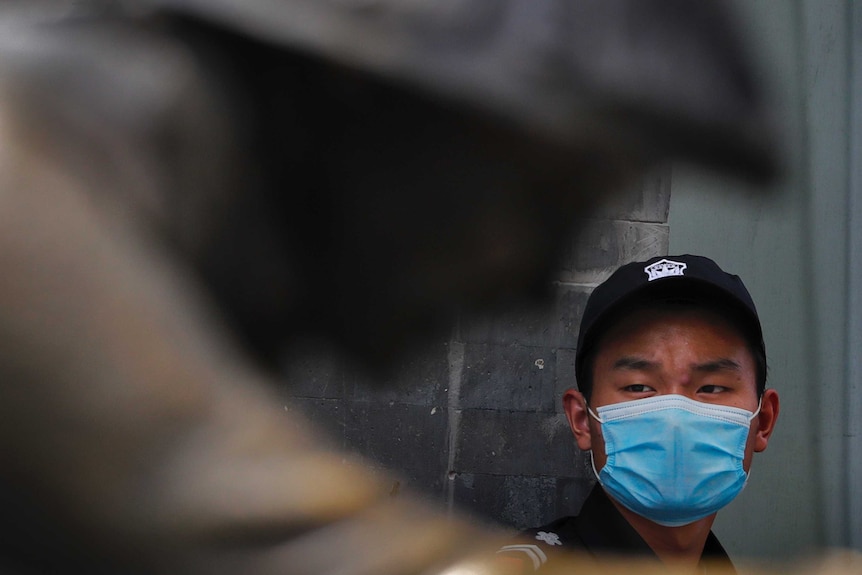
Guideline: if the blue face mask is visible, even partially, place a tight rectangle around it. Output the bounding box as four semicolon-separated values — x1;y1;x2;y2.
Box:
589;394;761;527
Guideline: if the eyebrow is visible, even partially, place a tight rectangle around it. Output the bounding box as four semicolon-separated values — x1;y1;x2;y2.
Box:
611;357;741;373
693;358;742;373
612;356;659;371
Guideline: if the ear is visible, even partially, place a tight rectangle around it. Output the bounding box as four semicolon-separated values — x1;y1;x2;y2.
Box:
562;388;593;451
753;388;780;452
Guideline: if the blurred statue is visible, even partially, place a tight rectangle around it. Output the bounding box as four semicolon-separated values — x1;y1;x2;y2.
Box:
0;0;787;573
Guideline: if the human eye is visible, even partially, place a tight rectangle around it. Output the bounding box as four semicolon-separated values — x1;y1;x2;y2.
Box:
622;384;655;393
698;384;729;394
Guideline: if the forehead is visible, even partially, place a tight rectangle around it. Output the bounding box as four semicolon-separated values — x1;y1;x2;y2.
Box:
594;304;755;365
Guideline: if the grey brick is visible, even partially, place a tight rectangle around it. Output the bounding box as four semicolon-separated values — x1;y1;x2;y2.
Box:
555;348;578;411
280;343;347;399
280;339;451;405
458;299;562;348
458;285;588;351
349;341;450;406
558;220;669;285
454;409;585;477
588;165;672;223
551;284;590;350
458;343;557;411
363;463;449;506
451;473;594;530
343;402;449;492
282;398;346;450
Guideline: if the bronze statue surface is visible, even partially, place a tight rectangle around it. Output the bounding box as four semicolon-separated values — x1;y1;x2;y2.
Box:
0;2;815;573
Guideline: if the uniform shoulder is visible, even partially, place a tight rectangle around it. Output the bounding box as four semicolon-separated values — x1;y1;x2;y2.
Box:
496;517;583;573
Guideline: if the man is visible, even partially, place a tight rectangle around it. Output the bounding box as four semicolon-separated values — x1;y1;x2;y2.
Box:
0;2;780;574
500;255;780;573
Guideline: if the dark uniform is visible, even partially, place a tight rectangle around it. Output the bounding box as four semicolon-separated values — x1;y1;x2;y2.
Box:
498;486;734;573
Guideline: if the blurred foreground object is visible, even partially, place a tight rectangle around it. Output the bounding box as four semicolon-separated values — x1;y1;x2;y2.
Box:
0;0;789;573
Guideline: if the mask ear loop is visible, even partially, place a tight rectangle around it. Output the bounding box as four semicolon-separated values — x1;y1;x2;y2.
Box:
749;397;763;421
740;396;764;487
585;402;605;482
588;450;603;483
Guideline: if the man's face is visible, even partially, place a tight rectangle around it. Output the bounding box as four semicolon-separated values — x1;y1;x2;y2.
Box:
585;306;762;473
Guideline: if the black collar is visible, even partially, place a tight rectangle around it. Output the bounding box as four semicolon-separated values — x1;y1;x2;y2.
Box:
575;486;735;572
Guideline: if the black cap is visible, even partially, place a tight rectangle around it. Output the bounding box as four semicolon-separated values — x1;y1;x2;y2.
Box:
575;255;765;389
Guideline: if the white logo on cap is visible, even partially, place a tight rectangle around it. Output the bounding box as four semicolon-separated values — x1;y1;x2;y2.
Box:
644;259;687;281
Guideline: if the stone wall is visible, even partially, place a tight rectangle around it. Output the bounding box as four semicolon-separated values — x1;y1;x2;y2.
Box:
281;167;671;531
